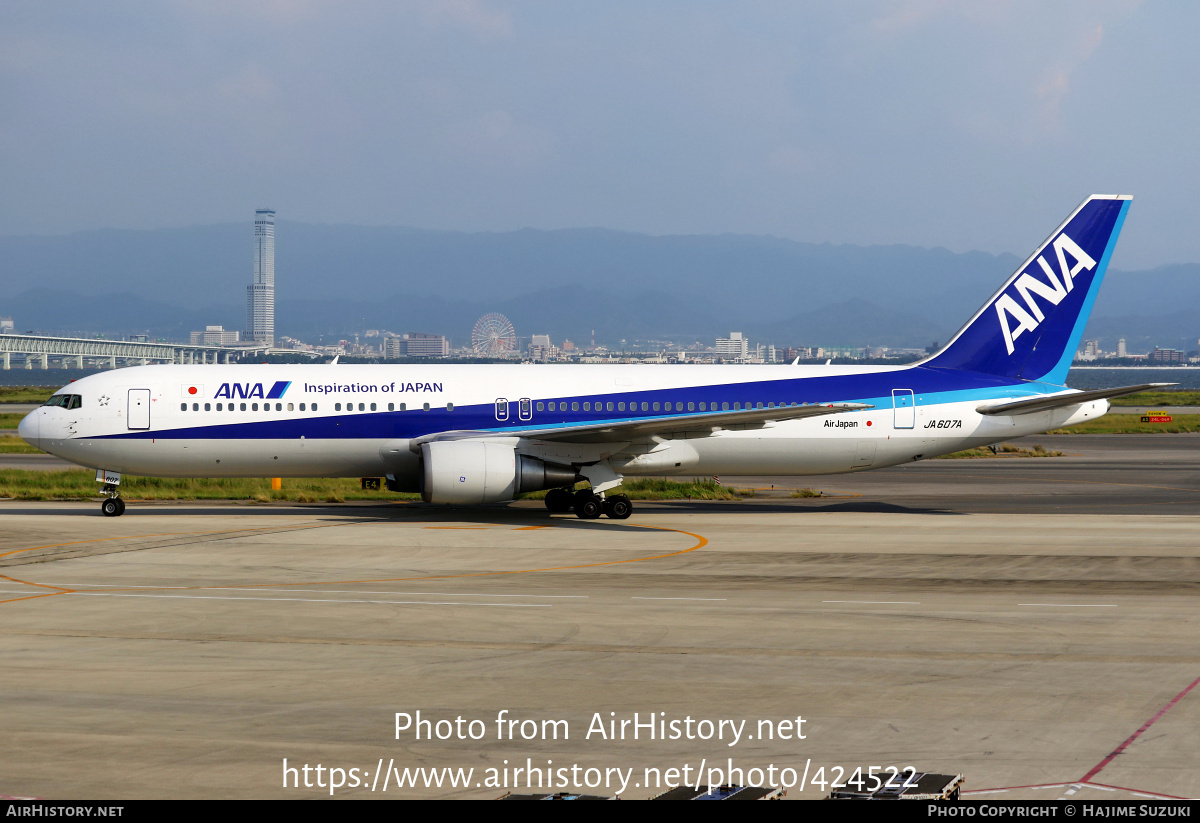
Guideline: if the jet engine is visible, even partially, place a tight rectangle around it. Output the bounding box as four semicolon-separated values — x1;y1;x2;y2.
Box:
421;440;578;504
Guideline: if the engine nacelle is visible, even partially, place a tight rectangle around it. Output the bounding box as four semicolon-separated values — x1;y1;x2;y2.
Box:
421;440;578;504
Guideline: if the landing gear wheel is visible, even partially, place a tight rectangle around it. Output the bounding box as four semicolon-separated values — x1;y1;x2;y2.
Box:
544;487;574;513
101;498;122;517
115;498;126;516
574;491;603;520
603;494;632;519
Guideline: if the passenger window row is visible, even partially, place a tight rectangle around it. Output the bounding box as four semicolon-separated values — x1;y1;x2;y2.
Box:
178;399;801;414
532;400;801;412
181;402;317;412
177;401;448;413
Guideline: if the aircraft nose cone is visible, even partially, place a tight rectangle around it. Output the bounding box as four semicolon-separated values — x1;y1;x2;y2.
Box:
17;410;39;449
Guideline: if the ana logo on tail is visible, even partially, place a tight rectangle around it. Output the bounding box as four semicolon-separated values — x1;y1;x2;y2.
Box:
995;232;1097;355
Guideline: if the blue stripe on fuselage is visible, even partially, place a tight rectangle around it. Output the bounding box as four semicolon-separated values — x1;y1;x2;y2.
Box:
87;366;1068;441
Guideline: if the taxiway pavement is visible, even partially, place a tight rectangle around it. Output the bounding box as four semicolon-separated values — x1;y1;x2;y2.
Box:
1;435;1198;800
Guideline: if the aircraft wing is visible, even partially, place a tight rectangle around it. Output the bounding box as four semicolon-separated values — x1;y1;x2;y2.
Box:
975;383;1176;416
410;402;873;448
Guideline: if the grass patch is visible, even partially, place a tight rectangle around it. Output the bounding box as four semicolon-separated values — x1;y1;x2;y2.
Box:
1110;391;1200;407
620;478;741;500
0;387;56;404
1049;414;1200;434
0;436;44;454
521;477;741;501
790;488;823;498
937;443;1063;459
0;470;422;502
0;471;753;503
0;414;28;430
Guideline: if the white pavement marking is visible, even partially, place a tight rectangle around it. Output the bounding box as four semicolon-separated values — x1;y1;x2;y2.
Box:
823;600;920;605
69;592;550;607
631;596;727;601
43;582;586;598
1017;603;1117;608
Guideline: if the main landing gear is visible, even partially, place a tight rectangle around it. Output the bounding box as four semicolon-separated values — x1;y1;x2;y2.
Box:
100;483;126;517
543;487;632;520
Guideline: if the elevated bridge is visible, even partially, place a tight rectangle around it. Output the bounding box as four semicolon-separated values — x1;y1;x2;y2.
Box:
0;333;267;370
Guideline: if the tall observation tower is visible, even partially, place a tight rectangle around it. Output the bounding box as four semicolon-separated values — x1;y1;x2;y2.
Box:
246;208;275;346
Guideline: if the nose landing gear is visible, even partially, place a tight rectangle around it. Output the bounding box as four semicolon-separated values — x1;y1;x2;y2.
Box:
99;479;126;517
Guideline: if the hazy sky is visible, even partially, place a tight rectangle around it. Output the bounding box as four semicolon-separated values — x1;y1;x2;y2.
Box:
1;1;1195;268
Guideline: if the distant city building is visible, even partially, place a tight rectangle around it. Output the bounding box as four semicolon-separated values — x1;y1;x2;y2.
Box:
190;325;241;346
385;333;449;358
1149;347;1185;363
817;345;865;360
527;334;559;362
561;339;576;352
0;317;12;335
715;331;748;360
1081;339;1101;360
1117;338;1127;358
405;333;449;357
246;208;275;346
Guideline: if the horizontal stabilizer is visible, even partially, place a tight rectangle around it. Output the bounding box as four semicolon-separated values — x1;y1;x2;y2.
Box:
411;402;873;448
975;383;1177;416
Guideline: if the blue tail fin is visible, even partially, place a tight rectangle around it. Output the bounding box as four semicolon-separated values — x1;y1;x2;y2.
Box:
924;195;1131;385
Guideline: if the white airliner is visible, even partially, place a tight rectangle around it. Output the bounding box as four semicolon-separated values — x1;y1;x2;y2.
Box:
20;195;1165;518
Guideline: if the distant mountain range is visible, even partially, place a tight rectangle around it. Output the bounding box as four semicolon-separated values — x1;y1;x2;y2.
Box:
1;222;1196;352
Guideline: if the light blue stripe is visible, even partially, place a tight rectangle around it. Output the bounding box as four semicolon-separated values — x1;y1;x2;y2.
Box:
484;382;1069;435
1041;200;1131;386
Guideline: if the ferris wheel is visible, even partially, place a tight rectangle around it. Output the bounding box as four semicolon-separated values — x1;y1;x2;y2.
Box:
471;312;518;356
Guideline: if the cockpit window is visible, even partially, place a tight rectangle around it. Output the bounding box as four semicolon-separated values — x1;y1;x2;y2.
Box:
43;394;82;409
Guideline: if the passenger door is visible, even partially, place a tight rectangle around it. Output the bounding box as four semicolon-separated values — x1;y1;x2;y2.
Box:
128;389;151;430
892;389;915;429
